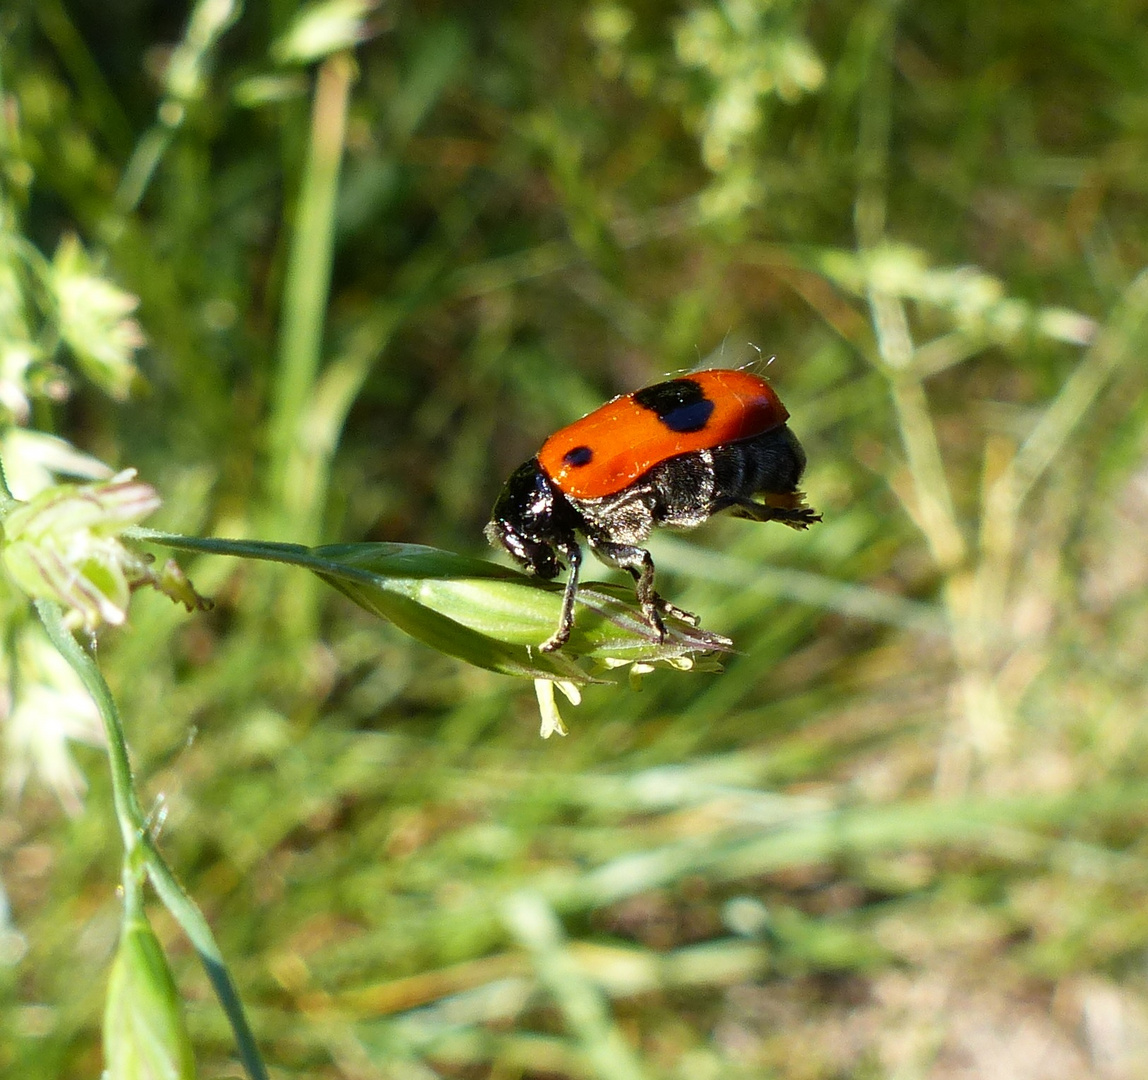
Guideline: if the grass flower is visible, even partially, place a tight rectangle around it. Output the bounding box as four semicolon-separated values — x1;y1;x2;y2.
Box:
0;429;114;500
534;678;582;738
1;471;162;631
52;235;145;401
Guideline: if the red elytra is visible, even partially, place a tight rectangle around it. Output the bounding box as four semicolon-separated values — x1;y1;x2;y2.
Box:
537;368;790;500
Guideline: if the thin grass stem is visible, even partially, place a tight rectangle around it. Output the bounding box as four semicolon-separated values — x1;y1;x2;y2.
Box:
34;599;269;1080
267;52;354;518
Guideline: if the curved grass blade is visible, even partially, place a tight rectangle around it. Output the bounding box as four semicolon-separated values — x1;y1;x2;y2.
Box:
131;532;734;681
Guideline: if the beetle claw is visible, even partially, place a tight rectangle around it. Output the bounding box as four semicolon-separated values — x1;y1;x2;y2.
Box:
658;598;699;626
539;633;567;653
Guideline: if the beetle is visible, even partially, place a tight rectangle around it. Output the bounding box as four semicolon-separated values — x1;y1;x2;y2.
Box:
485;367;819;651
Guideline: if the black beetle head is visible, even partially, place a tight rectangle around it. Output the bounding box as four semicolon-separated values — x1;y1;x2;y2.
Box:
485;459;578;579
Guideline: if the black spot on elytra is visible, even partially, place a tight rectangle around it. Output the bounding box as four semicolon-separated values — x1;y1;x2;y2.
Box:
563;445;593;467
633;377;715;433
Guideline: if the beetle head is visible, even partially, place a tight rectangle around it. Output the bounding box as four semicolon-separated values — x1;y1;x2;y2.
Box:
485;459;578;579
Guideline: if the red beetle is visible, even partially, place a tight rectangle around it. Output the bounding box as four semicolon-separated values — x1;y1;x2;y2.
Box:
486;368;819;651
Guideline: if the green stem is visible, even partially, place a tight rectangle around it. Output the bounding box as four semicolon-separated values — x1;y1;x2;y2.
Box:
129;528;500;605
266;52;354;514
34;599;269;1080
130;527;343;573
36;601;140;851
116;127;178;216
115;0;243;214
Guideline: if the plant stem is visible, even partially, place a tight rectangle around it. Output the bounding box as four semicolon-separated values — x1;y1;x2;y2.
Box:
267;52;354;518
35;599;269;1080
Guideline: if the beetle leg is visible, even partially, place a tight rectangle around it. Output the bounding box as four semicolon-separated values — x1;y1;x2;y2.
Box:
585;538;696;641
725;496;822;530
540;542;582;652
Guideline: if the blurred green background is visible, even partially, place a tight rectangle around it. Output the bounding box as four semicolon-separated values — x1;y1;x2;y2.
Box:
3;0;1148;1076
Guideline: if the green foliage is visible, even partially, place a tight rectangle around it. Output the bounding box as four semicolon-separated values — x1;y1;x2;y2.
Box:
1;1;1148;1078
